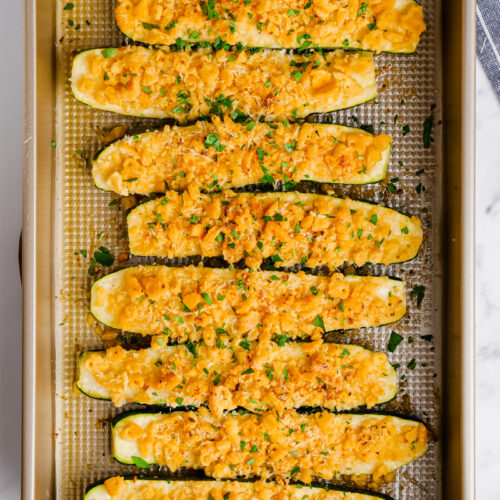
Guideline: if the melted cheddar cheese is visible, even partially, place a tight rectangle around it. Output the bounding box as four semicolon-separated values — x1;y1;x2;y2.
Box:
127;191;422;269
90;265;406;340
86;477;388;500
115;0;425;53
113;409;428;481
93;117;393;195
71;47;376;120
78;341;397;413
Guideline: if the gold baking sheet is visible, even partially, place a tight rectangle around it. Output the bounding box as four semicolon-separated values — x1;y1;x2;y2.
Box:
53;0;443;497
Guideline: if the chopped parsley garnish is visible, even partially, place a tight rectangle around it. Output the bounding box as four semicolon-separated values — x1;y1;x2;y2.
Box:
201;292;212;305
423;112;435;148
93;246;114;267
101;48;117;58
131;456;150;469
274;334;288;346
200;0;221;19
313;315;325;331
357;2;368;16
410;285;425;307
291;70;303;83
388;331;404;352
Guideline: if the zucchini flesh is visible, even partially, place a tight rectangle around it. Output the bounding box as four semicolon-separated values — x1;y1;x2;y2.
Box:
77;341;397;412
71;47;376;120
93;117;392;195
85;477;393;500
127;192;422;269
115;0;425;54
112;410;427;481
90;265;406;339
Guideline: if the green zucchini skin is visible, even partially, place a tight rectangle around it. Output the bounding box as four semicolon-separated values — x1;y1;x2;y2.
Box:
71;48;377;120
110;409;428;476
84;476;395;500
76;342;398;410
92;123;392;195
110;408;426;429
126;192;422;269
114;0;424;55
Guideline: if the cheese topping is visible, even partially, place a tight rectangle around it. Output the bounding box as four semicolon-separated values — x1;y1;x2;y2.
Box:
90;265;406;340
78;341;397;413
115;0;425;53
113;410;428;481
88;477;386;500
93;117;393;195
127;191;422;269
71;47;376;120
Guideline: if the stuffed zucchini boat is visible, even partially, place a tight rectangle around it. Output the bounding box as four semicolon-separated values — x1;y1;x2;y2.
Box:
71;47;376;120
111;409;428;481
90;265;406;340
93;117;393;195
85;476;394;500
115;0;425;54
77;341;397;413
127;191;422;269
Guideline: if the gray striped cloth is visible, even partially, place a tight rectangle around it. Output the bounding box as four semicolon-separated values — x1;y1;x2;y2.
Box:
477;0;500;98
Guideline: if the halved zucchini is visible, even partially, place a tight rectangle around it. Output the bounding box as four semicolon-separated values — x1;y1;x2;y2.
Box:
111;409;428;481
90;265;406;340
93;117;392;195
116;0;425;54
127;192;422;269
71;47;376;121
77;341;397;412
85;476;394;500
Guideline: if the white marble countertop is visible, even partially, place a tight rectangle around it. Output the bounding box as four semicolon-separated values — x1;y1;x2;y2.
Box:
476;64;500;499
0;3;499;495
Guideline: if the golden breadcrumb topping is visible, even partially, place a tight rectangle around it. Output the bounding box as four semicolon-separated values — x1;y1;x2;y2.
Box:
114;409;427;482
115;0;425;53
97;476;382;499
72;47;376;120
93;116;393;195
79;340;396;412
127;191;422;269
90;265;406;340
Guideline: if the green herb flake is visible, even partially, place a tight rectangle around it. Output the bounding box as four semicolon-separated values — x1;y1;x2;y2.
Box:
201;292;213;305
313;315;325;331
94;246;114;267
410;285;425;307
291;70;303;83
388;331;404;352
131;456;150;469
423;113;435;148
101;48;117;58
407;358;417;370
